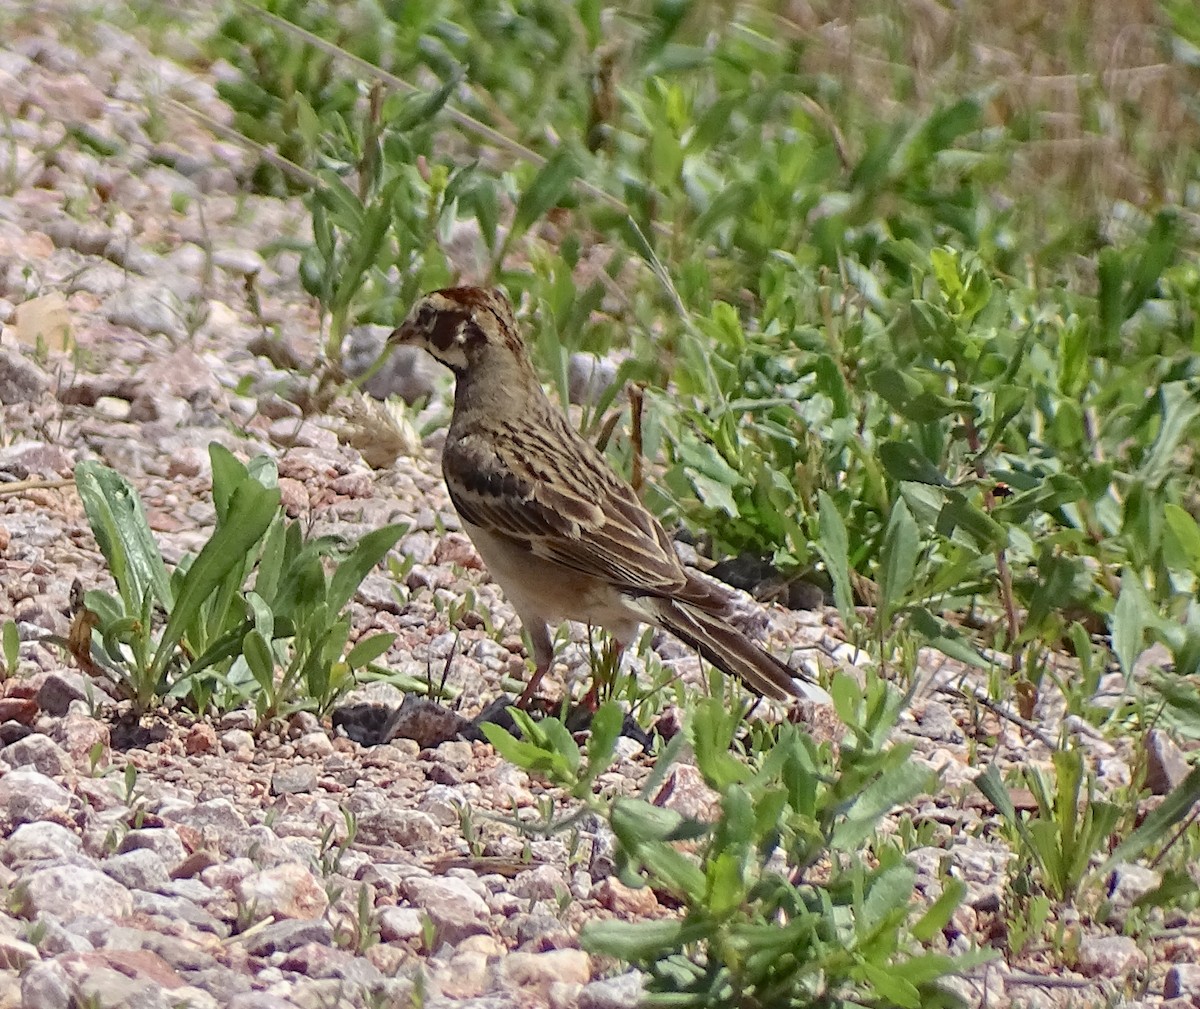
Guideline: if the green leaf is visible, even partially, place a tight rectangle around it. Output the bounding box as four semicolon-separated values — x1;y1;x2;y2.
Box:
878;498;920;623
1140;382;1200;488
577;701;622;795
75;461;173;613
327;523;408;613
209;443;250;525
833;757;932;850
859;959;921;1008
242;629;276;694
510;150;577;241
152;478;281;680
879;442;947;486
1164;504;1200;571
816;491;855;621
1104;765;1200;868
581;918;692;961
912;878;966;942
345;632;395;669
1111;572;1153;676
2;620;18;674
935;491;1006;551
614;796;691;844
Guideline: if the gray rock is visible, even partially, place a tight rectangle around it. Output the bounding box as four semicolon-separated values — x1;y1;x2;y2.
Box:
234;863;328;921
212;248;264;276
274;941;384;984
167;798;249;836
346;329;439;404
1107;862;1161;912
401;875;490;945
105;281;187;340
1075;934;1147;977
511;864;568;902
578;971;645;1009
510;910;572;950
28;917;94;954
36;671;95;716
377;905;425;941
568;352;620;406
21;959;72;1009
1;732;73;776
0;768;75;830
21;864;134;920
238;918;333;957
227;995;304;1009
1;821;82;866
102;848;171;892
0;346;48;404
0;440;74;478
1165;964;1200;998
219;729;254;753
358;808;440;850
77;965;176;1009
417;785;468;826
0;932;39;969
1145;728;1190;795
181;968;254;1004
270;765;318;796
294;730;333;758
117;827;188;868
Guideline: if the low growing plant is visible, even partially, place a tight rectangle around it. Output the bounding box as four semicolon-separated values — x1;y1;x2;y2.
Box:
74;443;404;718
484;674;989;1007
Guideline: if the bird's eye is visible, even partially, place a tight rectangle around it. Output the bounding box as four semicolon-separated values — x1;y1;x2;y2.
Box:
416;305;435;330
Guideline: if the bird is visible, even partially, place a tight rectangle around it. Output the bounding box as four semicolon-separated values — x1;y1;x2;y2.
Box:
389;286;831;709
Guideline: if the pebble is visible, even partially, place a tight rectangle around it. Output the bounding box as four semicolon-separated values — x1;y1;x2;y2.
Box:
401;875;491;944
235;864;328;921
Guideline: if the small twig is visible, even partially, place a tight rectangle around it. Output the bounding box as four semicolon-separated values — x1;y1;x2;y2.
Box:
1149;803;1200;870
0;477;73;498
936;683;1057;749
628;383;645;497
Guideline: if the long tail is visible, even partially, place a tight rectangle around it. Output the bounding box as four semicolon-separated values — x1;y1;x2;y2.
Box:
651;598;832;705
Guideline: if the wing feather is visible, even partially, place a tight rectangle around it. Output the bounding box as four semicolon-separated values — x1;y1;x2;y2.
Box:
442;411;715;604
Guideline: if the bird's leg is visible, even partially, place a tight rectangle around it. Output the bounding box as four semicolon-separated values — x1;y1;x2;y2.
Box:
515;622;555;709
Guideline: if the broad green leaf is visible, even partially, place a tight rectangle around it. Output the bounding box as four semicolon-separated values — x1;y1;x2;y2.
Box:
833;758;932;850
1164;503;1200;571
243;629;275;694
75;461;172;613
581;918;695;961
878;498;920;622
859;959;921;1008
1111;572;1152;676
879;442;947;485
2;620;18;673
935;491;1006;551
209;443;250;525
816;490;854;620
1105;765;1200;868
510;150;577;241
152;478;280;679
912;878;966;942
1140;382;1200;488
578;701;623;795
345;632;395;669
328;523;408;613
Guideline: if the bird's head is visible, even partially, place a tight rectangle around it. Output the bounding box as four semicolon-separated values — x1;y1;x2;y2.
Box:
389;286;523;374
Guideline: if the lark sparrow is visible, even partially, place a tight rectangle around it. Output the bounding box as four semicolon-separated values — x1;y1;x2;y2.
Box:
390;287;831;708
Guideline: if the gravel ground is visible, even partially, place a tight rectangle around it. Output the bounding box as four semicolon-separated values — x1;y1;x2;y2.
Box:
0;3;1195;1008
